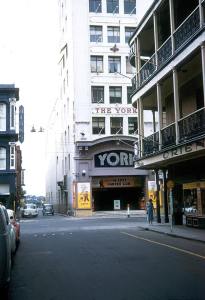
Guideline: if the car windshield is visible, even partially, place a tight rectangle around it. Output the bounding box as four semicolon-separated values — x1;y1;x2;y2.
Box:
25;205;36;209
45;205;52;208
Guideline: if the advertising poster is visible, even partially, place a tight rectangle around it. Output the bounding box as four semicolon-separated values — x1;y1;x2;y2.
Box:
77;182;91;209
148;181;157;208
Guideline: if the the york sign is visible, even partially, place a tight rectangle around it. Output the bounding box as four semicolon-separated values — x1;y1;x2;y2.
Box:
95;150;134;168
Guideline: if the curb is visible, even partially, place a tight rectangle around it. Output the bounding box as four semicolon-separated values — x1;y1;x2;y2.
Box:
139;226;205;244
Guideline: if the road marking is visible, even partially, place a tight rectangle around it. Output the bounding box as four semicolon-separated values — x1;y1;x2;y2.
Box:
121;231;205;260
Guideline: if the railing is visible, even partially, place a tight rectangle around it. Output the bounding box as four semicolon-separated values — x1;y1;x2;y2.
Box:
142;132;159;156
157;37;172;67
178;107;205;142
161;123;176;148
132;6;202;92
174;7;200;50
139;53;157;84
131;75;136;91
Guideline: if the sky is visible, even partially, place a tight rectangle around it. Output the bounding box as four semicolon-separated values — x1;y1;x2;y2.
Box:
0;0;59;196
0;0;153;196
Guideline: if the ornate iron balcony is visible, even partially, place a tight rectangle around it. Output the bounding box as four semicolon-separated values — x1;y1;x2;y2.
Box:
161;123;176;148
174;7;200;51
142;132;159;156
157;37;172;67
178;108;205;142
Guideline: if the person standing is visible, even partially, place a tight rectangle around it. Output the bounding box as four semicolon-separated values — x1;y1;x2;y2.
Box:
146;199;154;224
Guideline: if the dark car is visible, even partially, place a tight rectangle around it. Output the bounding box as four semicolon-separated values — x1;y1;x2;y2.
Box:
42;204;54;216
0;204;12;289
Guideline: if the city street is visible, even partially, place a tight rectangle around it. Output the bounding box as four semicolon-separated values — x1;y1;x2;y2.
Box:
7;214;205;300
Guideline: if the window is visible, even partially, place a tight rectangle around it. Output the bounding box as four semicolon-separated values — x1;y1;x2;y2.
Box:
125;27;135;43
107;26;120;43
109;87;122;104
108;56;121;73
92;117;105;134
110;117;123;134
127;86;133;104
107;0;119;13
124;0;136;14
91;86;104;103
89;0;102;12
0;147;6;170
126;56;135;74
10;101;16;130
90;25;103;42
91;56;103;73
0;103;6;131
10;146;15;169
128;117;138;134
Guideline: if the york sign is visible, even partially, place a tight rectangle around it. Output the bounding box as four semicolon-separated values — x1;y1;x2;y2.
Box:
95;150;134;168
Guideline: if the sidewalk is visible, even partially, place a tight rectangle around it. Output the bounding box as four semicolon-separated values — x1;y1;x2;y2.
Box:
94;210;205;243
138;222;205;243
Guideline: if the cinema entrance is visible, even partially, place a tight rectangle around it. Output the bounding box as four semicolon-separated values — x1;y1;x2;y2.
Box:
92;176;146;211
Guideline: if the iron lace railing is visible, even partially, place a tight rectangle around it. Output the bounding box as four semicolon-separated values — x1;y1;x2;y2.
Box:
161;123;176;148
174;7;200;50
178;107;205;142
142;132;159;156
157;37;172;67
139;53;157;84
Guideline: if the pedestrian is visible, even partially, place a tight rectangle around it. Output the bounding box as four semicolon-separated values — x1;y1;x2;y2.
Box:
146;198;154;225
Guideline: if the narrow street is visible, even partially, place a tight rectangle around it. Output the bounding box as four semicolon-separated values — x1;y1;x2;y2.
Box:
6;214;205;300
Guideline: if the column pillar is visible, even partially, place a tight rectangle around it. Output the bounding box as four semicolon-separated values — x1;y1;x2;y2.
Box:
201;43;205;107
199;0;204;27
157;83;162;150
172;68;180;144
153;12;159;67
155;169;161;223
169;0;175;54
163;169;169;223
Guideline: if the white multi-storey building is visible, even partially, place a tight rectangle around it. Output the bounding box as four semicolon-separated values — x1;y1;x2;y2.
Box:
46;0;153;216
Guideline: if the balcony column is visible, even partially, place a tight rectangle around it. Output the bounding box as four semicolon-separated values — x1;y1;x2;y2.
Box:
172;68;180;144
153;12;159;66
199;0;204;26
137;97;144;157
155;169;161;223
162;169;169;223
157;83;162;150
136;37;141;86
169;0;175;54
201;42;205;106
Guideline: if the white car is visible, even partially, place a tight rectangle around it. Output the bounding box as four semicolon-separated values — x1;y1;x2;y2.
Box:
22;204;38;218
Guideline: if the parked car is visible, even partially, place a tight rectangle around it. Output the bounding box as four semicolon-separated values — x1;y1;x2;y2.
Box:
0;204;12;289
22;204;38;218
7;209;20;247
42;204;54;216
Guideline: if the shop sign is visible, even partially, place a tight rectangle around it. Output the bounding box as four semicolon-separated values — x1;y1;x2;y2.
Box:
162;141;205;160
92;107;137;115
77;182;91;209
183;182;205;189
95;150;134;168
98;177;139;188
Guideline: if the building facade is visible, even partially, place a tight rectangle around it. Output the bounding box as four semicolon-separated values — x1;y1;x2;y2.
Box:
0;84;23;209
129;0;205;224
46;0;153;216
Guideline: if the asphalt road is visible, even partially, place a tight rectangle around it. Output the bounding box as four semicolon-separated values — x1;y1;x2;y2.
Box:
7;214;205;300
